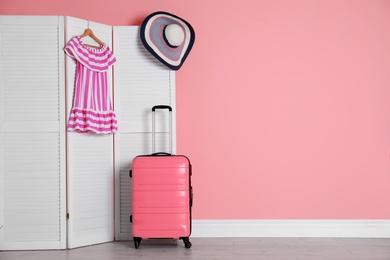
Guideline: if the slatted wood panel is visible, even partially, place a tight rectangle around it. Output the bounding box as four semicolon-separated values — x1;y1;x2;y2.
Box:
0;16;66;250
113;26;176;240
113;26;175;133
65;16;115;249
3;133;61;241
68;134;113;240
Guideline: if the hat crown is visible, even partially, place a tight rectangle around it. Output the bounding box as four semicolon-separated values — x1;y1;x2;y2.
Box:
164;24;184;47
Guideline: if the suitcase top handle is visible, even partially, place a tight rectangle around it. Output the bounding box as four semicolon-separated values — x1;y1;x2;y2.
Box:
151;152;172;156
152;105;172;112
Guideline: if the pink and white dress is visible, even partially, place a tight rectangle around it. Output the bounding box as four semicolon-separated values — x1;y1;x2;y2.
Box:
64;36;118;134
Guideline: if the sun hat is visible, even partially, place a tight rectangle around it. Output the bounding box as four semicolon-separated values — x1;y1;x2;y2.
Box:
140;11;195;71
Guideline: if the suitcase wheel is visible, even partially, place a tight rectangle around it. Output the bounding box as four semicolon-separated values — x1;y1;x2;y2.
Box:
134;237;142;249
182;237;192;249
185;241;192;249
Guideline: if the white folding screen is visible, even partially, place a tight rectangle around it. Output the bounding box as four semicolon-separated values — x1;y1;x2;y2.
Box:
0;15;176;250
65;17;115;249
113;26;176;240
0;16;66;250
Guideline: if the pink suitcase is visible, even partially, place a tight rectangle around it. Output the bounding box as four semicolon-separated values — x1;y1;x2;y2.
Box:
130;105;193;249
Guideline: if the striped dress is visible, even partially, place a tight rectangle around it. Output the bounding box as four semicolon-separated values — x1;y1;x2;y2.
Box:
64;36;118;134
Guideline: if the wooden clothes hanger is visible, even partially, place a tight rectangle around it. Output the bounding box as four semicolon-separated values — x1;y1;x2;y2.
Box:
79;28;104;48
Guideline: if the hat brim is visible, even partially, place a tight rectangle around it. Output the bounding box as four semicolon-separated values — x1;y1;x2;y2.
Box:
140;11;195;71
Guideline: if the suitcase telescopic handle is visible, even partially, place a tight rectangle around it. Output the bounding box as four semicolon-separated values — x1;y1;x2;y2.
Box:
152;105;172;112
152;105;172;154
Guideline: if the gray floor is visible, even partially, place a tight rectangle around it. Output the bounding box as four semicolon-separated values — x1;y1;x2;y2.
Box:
1;238;390;260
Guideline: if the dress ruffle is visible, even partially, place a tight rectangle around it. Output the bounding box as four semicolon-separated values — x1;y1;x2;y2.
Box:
68;107;118;134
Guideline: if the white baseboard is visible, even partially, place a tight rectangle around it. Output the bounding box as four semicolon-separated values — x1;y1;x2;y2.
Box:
191;219;390;238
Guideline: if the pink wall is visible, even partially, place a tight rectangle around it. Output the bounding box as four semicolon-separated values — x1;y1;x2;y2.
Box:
2;0;390;220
